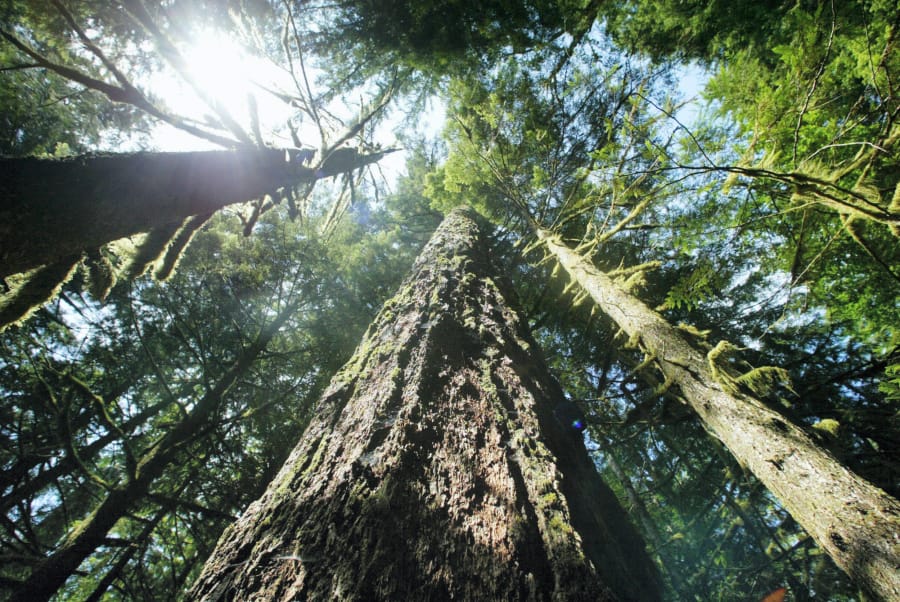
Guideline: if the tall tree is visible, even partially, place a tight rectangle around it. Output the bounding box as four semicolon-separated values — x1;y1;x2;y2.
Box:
189;207;660;601
0;0;401;331
5;0;898;598
419;33;899;594
535;227;900;601
0;203;400;599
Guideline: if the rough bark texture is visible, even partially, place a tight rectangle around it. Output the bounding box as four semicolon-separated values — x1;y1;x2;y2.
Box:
538;229;900;601
189;208;660;601
0;149;315;279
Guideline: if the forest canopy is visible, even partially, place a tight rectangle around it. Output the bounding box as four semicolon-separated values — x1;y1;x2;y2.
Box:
1;0;898;600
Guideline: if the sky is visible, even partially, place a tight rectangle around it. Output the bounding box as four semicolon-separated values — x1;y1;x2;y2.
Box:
144;33;707;194
146;28;296;152
144;29;431;189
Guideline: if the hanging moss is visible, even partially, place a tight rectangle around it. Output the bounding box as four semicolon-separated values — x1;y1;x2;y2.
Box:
812;418;841;438
734;366;795;398
82;248;116;301
120;222;183;282
0;256;80;331
155;213;212;281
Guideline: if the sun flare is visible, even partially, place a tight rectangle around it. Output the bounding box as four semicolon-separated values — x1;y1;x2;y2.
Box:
182;30;256;117
149;28;294;150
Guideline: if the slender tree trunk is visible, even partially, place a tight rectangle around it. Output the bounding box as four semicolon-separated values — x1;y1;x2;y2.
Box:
82;505;168;602
602;444;688;597
9;299;298;602
0;149;315;279
189;208;660;601
537;228;900;601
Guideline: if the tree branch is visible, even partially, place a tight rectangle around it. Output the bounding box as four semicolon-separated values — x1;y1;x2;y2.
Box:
120;0;253;145
148;493;236;521
0;28;241;148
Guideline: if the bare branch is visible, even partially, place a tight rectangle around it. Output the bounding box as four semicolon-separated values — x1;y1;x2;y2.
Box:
326;73;400;153
282;0;325;142
792;0;836;166
0;62;40;72
49;0;134;90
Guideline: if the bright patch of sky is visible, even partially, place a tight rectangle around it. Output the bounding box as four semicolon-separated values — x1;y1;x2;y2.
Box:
377;95;447;184
146;28;298;151
673;61;709;128
142;28;442;190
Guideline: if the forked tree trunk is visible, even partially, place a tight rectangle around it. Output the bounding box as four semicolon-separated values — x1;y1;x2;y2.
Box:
537;228;900;601
189;208;660;601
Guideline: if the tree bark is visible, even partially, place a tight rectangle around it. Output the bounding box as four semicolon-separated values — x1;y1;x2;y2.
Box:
0;149;316;279
537;228;900;601
188;208;660;601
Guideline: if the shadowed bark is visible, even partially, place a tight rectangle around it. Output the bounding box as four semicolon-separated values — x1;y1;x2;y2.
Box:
537;227;900;601
0;147;392;280
0;149;312;279
188;208;660;601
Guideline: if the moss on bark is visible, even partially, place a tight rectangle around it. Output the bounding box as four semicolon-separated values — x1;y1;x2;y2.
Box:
189;208;660;601
0;149;316;280
538;228;900;601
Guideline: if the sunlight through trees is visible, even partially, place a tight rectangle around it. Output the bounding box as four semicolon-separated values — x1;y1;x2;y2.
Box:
1;0;897;599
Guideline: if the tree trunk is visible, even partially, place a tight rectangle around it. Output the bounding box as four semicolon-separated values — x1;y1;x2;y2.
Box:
537;228;900;601
602;444;688;597
0;147;395;280
0;149;316;279
188;208;660;601
81;506;168;602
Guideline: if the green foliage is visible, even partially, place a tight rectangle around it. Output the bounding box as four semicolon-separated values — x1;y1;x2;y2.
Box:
660;258;721;311
0;1;147;156
2;0;898;599
424;42;672;244
322;0;588;72
0;193;421;598
880;363;900;402
602;0;899;331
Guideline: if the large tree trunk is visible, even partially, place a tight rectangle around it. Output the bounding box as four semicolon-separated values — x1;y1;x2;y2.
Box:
537;228;900;601
189;208;660;601
0;149;314;279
